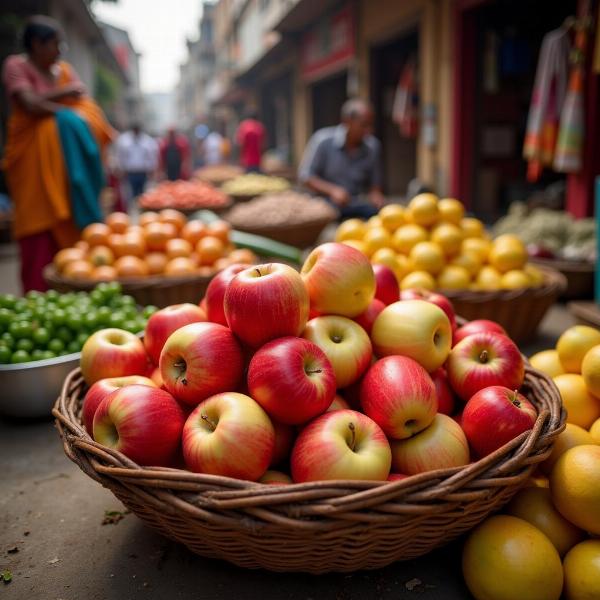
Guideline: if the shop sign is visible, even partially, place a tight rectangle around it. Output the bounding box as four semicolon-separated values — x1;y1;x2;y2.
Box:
301;4;355;82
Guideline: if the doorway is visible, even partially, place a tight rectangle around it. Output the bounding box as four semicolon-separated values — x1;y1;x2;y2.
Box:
310;71;348;132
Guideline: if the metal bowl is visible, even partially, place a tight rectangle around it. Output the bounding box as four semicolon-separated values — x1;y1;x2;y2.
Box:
0;353;80;418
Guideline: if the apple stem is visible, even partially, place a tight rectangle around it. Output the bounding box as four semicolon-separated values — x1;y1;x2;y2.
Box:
305;367;322;375
173;360;187;386
511;389;521;407
348;422;356;452
254;267;262;277
479;350;489;363
201;414;217;431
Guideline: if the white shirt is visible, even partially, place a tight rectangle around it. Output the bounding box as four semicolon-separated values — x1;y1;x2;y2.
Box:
204;132;223;165
116;131;159;173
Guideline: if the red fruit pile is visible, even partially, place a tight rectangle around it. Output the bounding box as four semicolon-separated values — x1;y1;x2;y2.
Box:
139;180;230;210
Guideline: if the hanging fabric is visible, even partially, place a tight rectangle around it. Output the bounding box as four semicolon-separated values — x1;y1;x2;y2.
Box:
392;56;418;138
523;27;570;182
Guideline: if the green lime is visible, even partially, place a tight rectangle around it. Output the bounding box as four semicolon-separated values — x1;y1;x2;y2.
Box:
108;311;126;329
119;295;136;308
89;289;104;305
83;312;98;329
0;346;11;363
52;308;67;326
0;293;17;309
41;350;55;360
1;332;14;348
13;299;28;313
55;326;72;344
66;312;84;331
11;349;30;363
44;289;59;302
26;290;44;301
57;294;73;308
76;332;89;347
32;327;50;346
122;320;139;333
96;306;111;324
9;321;33;339
31;348;45;361
142;305;159;318
48;339;65;354
67;340;80;353
16;338;34;352
0;308;13;327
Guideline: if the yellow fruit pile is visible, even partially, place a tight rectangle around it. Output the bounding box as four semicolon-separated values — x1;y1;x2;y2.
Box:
334;193;544;291
462;325;600;600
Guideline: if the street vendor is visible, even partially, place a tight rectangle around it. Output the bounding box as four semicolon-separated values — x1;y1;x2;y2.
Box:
298;98;385;219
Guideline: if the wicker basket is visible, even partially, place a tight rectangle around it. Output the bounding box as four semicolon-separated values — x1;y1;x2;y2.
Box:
529;256;594;299
43;265;211;308
567;301;600;328
53;364;564;574
440;266;567;344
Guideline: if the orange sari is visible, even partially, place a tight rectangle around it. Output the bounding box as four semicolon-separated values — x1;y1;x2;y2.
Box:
3;61;115;246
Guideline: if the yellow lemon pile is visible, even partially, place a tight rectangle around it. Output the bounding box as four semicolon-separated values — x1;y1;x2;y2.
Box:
334;194;543;292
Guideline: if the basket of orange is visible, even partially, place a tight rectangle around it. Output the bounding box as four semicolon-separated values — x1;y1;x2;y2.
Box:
44;210;257;308
334;195;566;343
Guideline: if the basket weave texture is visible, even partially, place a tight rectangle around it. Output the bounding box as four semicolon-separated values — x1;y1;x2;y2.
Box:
440;265;567;343
54;363;564;573
43;265;210;308
529;256;594;299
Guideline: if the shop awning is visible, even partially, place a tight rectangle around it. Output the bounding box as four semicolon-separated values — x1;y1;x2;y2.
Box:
273;0;342;33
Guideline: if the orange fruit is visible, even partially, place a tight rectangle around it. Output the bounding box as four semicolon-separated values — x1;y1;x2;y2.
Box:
400;270;435;291
407;193;439;227
197;265;216;277
139;211;160;227
88;245;115;267
430;223;463;256
524;264;545;287
461;217;485;239
462;515;563;600
213;257;232;271
409;241;445;275
92;265;118;281
363;227;392;256
54;247;85;272
378;204;405;231
590;417;600;443
116;233;146;259
550;444;600;535
450;251;481;277
144;222;171;252
164;256;196;276
506;486;585;557
106;211;130;233
196;236;224;266
114;255;149;278
475;265;502;290
74;240;89;252
437;265;470;289
166;238;193;260
341;239;368;254
529;350;565;378
159;208;186;232
501;269;531;289
181;220;207;246
392;224;429;255
489;237;528;273
563;540;600;600
553;373;600;428
63;260;93;280
228;249;256;264
437;198;464;224
207;220;231;244
462;237;491;262
145;252;168;275
541;423;598;474
335;218;367;242
82;222;111;247
557;326;600;374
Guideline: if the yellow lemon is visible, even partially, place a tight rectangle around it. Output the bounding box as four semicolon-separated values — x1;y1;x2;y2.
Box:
438;197;464;224
430;223;463;256
541;423;598;474
461;217;485;239
550;444;600;535
524;264;545;287
462;515;563;600
335;218;367;242
489;238;528;273
529;349;565;378
475;265;502;290
501;269;531;289
462;237;491;262
581;344;600;398
363;227;392;257
409;241;445;275
367;215;383;229
557;326;600;373
451;251;482;277
494;233;524;246
407;193;439;227
372;249;408;282
437;265;471;290
590;418;600;443
554;373;600;429
371;247;397;264
525;475;550;489
392;224;429;255
563;540;600;600
400;270;435;291
341;239;368;255
378;204;405;231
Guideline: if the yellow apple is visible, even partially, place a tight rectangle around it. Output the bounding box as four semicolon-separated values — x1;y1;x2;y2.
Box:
409;241;445;275
437;197;464;224
392;224;429;255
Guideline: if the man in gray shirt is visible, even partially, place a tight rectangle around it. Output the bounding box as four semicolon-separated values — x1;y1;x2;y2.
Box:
298;99;385;219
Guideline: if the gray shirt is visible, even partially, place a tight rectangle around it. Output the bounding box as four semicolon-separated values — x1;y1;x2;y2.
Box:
298;125;382;199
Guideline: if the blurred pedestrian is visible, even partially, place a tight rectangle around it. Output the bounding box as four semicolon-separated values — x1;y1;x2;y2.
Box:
203;126;225;166
298;99;384;220
159;126;191;181
236;109;265;172
1;15;115;291
115;122;159;203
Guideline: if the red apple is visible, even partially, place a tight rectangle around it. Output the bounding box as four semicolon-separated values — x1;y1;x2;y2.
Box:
247;336;336;425
360;356;437;439
270;420;295;467
301;242;375;317
461;386;537;458
259;470;292;485
80;328;149;385
387;473;409;482
446;332;525;401
453;319;508;345
150;366;164;388
302;315;372;388
372;263;400;305
144;303;207;365
430;367;456;416
353;298;386;336
93;384;186;466
371;300;452;372
224;263;309;348
82;375;157;435
400;288;456;331
327;394;351;412
291;410;392;482
160;322;244;405
390;413;470;475
204;263;248;326
182;392;275;479
199;296;207;312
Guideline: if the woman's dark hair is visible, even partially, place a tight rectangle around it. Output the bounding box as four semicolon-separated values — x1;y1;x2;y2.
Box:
22;15;63;52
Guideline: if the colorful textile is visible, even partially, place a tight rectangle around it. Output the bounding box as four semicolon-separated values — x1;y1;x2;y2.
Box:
236;119;265;168
18;229;58;293
392;57;419;138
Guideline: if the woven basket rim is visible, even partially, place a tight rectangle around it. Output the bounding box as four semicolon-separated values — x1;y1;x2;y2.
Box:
226;214;336;234
529;255;595;273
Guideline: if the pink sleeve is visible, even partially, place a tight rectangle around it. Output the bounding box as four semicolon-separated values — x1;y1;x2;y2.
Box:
2;56;33;97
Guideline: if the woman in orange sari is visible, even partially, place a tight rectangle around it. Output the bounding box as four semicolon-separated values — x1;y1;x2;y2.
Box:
2;15;115;291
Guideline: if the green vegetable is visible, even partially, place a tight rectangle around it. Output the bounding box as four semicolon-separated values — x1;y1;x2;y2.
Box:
229;230;302;264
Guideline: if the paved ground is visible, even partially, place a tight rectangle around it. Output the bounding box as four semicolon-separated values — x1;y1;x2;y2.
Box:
0;246;576;600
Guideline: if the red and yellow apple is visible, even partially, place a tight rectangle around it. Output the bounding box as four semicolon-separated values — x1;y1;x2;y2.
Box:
399;288;456;331
453;319;507;345
430;367;456;416
259;470;293;485
352;298;385;336
204;263;247;326
372;263;400;306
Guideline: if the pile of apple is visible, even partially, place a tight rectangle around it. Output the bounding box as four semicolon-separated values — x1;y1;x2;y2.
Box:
78;242;537;485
